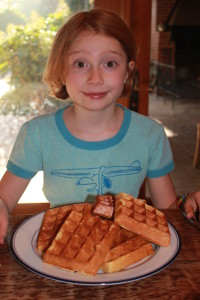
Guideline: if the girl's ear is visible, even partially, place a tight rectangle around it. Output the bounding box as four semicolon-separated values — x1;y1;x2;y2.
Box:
128;61;135;72
124;61;135;81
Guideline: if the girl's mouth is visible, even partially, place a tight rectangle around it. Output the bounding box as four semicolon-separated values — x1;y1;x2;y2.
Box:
82;92;108;99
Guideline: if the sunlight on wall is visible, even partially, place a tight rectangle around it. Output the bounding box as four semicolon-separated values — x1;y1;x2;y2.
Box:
153;118;178;138
164;126;178;138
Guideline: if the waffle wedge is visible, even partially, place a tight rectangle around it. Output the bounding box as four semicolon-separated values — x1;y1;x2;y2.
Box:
115;193;170;246
43;210;120;276
101;228;154;273
92;194;115;219
37;203;92;256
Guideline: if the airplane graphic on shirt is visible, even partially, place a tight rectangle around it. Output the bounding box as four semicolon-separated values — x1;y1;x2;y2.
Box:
50;160;141;194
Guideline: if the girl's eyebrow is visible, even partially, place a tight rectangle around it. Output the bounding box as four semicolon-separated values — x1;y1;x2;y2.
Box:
68;50;123;57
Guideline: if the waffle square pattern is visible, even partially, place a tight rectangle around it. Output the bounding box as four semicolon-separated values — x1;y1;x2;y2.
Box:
37;203;92;256
115;193;170;246
43;210;120;276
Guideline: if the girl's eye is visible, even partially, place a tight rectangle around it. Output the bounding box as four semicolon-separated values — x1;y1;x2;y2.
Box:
105;61;117;68
74;61;87;68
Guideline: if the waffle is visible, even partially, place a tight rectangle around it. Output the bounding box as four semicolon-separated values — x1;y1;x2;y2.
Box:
37;203;93;256
101;228;154;273
92;194;115;219
114;193;170;246
43;210;120;276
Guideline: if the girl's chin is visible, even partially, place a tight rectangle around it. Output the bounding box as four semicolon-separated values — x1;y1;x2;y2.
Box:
73;99;116;111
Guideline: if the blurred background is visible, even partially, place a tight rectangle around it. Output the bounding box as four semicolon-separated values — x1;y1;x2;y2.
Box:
0;0;199;204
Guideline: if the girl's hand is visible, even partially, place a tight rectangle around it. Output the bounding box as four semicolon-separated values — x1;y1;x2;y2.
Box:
0;199;9;245
184;192;200;220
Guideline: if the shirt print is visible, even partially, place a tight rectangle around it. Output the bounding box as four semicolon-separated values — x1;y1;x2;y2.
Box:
50;160;141;194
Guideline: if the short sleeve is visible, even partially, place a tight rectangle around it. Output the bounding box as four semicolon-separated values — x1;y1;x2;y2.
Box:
146;126;174;178
6;120;42;179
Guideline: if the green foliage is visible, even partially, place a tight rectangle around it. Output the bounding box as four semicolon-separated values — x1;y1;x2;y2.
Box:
0;1;70;88
0;0;95;116
0;9;26;31
0;0;71;115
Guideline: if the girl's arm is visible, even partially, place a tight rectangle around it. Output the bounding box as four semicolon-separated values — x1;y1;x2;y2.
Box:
147;174;177;209
0;170;30;244
148;175;200;219
0;170;31;213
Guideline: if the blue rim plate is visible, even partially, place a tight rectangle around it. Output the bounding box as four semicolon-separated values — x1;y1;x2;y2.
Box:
10;211;181;286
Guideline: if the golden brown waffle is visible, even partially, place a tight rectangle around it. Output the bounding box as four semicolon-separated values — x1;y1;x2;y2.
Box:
101;228;154;273
43;210;120;276
37;203;92;256
92;194;115;219
114;193;170;246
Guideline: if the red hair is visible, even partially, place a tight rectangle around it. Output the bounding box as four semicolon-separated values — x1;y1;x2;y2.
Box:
43;8;138;99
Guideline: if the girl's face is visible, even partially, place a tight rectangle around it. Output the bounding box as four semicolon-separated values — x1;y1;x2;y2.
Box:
63;31;134;112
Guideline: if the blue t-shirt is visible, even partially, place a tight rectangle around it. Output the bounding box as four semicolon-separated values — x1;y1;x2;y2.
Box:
7;105;174;206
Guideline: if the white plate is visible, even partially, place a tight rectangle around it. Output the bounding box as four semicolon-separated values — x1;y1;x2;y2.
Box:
10;211;180;286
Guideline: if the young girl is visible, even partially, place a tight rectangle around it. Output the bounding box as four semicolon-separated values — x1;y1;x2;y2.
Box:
0;8;199;244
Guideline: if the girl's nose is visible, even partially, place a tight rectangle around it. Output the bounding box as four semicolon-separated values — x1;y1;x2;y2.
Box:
87;67;104;85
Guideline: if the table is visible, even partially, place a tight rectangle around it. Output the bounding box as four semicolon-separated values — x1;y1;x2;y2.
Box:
1;208;200;299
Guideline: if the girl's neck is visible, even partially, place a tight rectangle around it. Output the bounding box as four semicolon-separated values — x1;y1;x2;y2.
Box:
63;104;124;141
